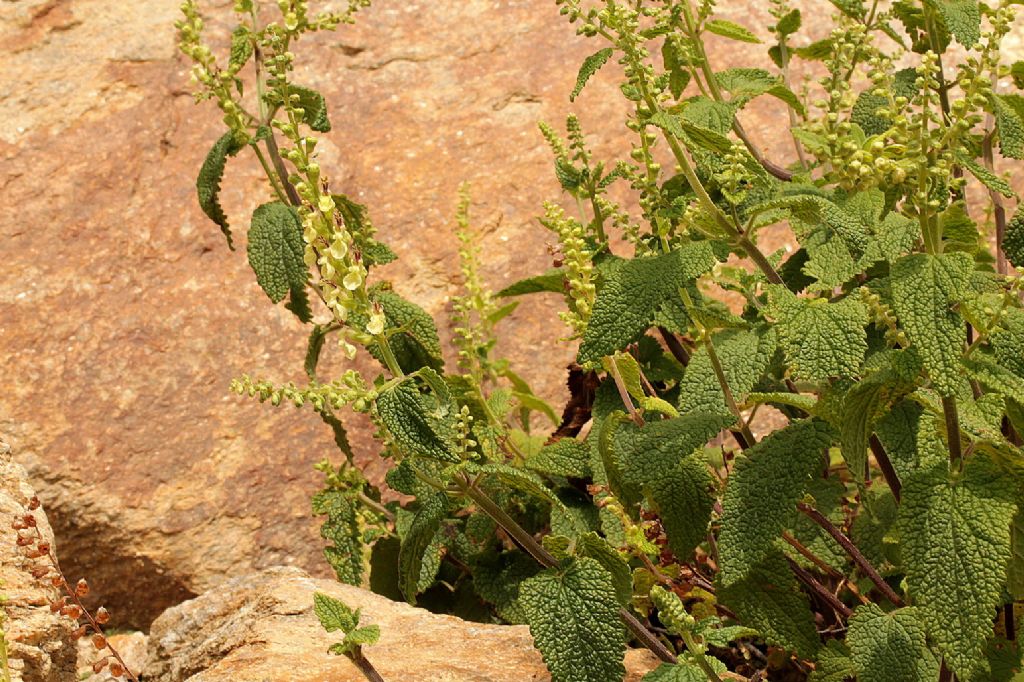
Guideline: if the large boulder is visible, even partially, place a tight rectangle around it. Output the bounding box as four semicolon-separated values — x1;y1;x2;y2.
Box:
0;440;77;682
144;565;660;682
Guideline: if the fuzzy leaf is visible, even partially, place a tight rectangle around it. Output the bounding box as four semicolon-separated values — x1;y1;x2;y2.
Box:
642;661;725;682
497;269;566;297
810;640;857;682
527;438;592;478
705;19;761;43
364;289;443;373
993;94;1024;160
962;355;1024;405
305;324;331;380
615;413;735;558
247;201;308;303
312;489;363;584
890;252;972;396
398;492;449;603
678;328;775;416
899;455;1017;679
229;26;253;71
719;419;836;586
571;48;614;102
290;84;331;132
847;605;940;682
769;288;867;382
928;0;980;46
314;591;360;632
196;132;244;248
574;533;632;606
578;243;717;364
520;557;627;682
1005;208;1024;269
718;551;820;657
376;380;459;463
715;68;804;114
959;154;1016;198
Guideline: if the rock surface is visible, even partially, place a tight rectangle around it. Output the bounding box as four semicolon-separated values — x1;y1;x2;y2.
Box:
0;441;77;682
144;565;660;682
78;631;149;682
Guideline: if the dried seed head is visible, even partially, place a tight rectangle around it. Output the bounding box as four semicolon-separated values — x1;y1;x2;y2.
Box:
49;597;66;613
50;576;63;588
93;658;109;674
63;605;83;620
71;625;88;640
91;633;107;650
76;578;89;597
16;535;34;546
95;607;111;625
37;541;50;555
109;662;125;677
22;514;37;527
28;496;41;510
11;518;26;530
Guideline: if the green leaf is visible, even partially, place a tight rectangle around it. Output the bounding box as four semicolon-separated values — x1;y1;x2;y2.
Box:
927;0;980;46
571;48;614;102
899;455;1017;679
289;84;331;132
312;489;364;584
890;252;972;396
314;591;360;632
317;410;355;461
718;550;820;657
851;68;918;135
959;154;1016;198
398;492;449;603
520;557;627;682
527;438;592;478
962;355;1024;405
715;68;805;115
642;661;719;682
574;533;632;606
247;201;308;304
365;289;444;374
704;19;761;43
305;325;331;380
578;243;717;365
602;352;646;404
848;605;940;682
993;94;1024;160
719;419;836;586
497;269;566;297
1008;508;1024;600
615;414;735;558
376;379;459;463
1004;207;1024;269
810;640;857;682
229;26;253;71
776;8;802;36
284;286;312;323
196;132;244;248
678;328;775;416
768;288;868;382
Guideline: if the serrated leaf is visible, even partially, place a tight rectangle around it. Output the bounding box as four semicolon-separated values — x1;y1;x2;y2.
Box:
305;324;330;380
344;625;380;648
891;252;972;396
678;328;775;416
851;68;918;135
312;489;364;584
705;19;761;43
229;26;253;71
776;8;802;36
959;154;1016;198
993;94;1024;160
899;455;1017;679
792;38;834;60
474;551;540;624
247;201;308;303
398;492;449;603
527;438;592;478
769;288;867;382
847;605;940;682
719;419;836;586
928;0;980;46
196;132;244;248
1004;207;1024;269
718;551;820;657
715;68;805;115
810;640;857;682
284;285;312;323
360;289;443;373
962;355;1024;405
376;379;459;463
615;413;735;558
317;410;355;461
520;556;627;682
578;243;717;365
289;84;331;132
574;532;632;606
1008;509;1024;600
602;351;645;404
480;463;588;537
642;661;718;682
571;48;614;102
497;268;566;297
314;591;360;632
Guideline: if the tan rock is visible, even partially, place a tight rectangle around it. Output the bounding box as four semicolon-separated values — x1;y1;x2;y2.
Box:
0;441;77;682
144;565;660;682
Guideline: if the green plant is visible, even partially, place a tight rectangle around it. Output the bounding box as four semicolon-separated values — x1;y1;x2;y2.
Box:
178;0;1024;680
0;584;10;682
313;592;383;682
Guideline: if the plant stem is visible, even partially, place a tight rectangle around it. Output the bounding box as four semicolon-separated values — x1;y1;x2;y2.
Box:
869;435;901;502
781;531;843;579
681;630;724;682
375;334;405;378
458;477;678;664
350;647;386;682
983;123;1009;275
252;144;289;204
703;332;756;448
942;395;963;468
608;360;644;427
785;556;852;619
658;327;690;366
358;492;395;523
797;503;904;607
